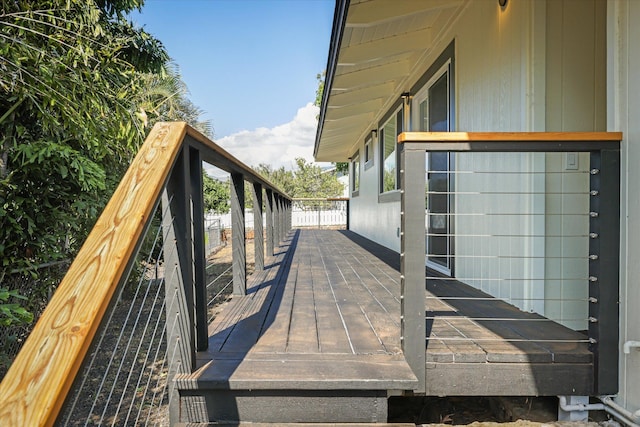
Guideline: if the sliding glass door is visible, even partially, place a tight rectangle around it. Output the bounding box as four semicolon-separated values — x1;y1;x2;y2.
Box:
414;67;453;276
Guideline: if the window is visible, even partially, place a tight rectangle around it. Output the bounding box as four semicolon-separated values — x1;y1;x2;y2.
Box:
351;151;360;196
379;108;402;193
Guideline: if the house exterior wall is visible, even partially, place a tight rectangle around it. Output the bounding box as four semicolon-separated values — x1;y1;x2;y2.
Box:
543;0;606;330
350;133;401;252
349;0;606;329
608;0;640;414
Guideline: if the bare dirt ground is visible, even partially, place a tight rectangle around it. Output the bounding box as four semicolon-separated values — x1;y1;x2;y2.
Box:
389;396;610;426
205;235;255;322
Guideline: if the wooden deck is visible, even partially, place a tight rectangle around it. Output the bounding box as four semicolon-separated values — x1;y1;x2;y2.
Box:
177;229;593;423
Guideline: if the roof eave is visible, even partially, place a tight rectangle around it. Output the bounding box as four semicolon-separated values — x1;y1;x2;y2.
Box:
313;0;350;161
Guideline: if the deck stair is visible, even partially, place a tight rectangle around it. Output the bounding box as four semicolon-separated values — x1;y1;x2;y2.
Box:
173;230;418;423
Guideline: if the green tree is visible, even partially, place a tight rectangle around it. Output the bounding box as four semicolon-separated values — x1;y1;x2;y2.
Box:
314;71;348;175
203;172;230;214
254;163;295;196
1;1;169;273
254;158;344;199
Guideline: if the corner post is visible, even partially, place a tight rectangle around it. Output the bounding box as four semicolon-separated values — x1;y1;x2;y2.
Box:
252;182;264;271
589;149;620;394
230;172;246;295
265;189;274;257
189;147;208;351
162;147;196;425
400;142;426;393
346;199;350;230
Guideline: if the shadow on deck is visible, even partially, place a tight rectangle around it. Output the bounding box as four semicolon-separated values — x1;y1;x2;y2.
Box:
175;229;593;423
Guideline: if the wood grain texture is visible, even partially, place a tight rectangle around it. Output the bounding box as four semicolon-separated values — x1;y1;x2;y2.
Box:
0;122;187;426
398;131;623;142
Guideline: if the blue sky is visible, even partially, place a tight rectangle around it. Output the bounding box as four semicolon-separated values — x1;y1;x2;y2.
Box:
130;0;334;170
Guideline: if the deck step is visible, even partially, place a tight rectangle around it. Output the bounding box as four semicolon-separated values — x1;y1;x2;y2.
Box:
174;353;418;423
175;423;415;426
177;353;418;391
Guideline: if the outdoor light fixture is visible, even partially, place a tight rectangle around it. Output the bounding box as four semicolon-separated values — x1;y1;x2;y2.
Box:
499;0;508;8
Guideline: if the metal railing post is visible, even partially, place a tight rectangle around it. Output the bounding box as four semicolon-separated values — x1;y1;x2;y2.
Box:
400;142;426;393
589;149;621;394
162;147;196;424
230;172;246;295
252;182;264;271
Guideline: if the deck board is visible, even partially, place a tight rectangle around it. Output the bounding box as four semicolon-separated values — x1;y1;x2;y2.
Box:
195;229;593;396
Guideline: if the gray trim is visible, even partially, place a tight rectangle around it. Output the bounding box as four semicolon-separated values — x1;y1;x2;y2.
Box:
351;149;360;197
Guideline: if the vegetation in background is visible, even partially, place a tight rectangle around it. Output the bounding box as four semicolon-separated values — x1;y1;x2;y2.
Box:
255;158;344;199
203;172;230;214
314;72;348;175
0;0;212;372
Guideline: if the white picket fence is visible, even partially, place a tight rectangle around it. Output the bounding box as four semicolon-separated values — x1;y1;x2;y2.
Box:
205;199;347;231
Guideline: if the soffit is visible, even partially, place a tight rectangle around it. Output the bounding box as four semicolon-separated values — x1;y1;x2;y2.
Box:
315;0;465;162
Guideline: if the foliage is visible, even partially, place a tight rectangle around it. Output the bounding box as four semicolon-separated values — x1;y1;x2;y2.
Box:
314;72;325;108
0;1;167;274
0;0;212;363
0;288;33;326
254;158;344;199
0;1;212;277
203;172;230;214
334;162;349;174
313;71;348;177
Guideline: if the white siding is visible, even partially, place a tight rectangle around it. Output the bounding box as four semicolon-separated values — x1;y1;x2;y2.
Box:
350;132;401;252
608;0;640;415
349;0;605;331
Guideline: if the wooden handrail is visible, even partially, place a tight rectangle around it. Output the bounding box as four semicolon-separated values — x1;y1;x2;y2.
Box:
399;131;622;152
0;122;186;426
399;131;623;142
0;122;291;426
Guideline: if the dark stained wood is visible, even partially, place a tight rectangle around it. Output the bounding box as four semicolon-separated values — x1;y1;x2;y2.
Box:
230;172;246;295
192;229;595;402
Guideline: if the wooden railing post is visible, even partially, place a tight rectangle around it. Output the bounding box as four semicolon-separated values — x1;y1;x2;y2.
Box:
400;142;426;393
275;195;282;243
346;199;350;230
162;147;196;424
231;172;246;295
189;147;208;352
265;189;274;257
252;182;264;271
589;148;621;394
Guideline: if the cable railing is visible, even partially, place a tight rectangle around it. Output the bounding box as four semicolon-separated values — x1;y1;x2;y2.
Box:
398;131;622;395
0;122;292;426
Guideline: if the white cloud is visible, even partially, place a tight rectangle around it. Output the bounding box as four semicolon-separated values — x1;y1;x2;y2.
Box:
205;103;329;178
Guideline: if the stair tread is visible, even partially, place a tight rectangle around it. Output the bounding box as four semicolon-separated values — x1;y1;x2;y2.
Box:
176;353;418;391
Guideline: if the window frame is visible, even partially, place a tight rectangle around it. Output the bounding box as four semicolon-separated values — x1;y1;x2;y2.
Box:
351;150;360;197
378;106;402;199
